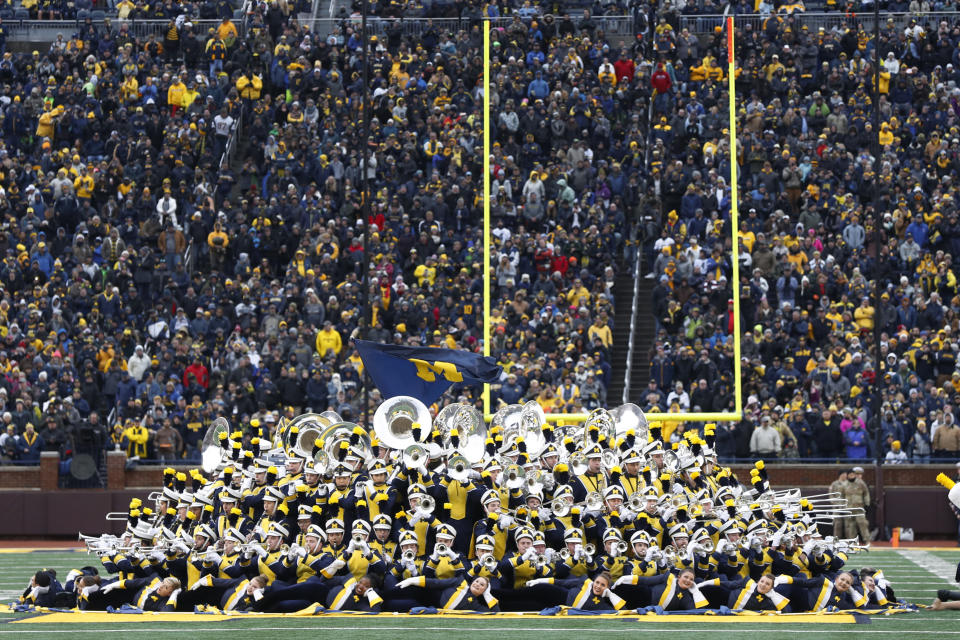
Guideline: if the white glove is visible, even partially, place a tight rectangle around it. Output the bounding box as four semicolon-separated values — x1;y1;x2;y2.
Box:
101;582;121;594
396;577;420;589
442;547;457;559
525;578;548;587
645;547;661;562
287;544;301;561
409;509;424;525
347;539;358;553
484;580;492;595
204;549;223;565
773;575;789;587
602;588;613;599
188;578;207;591
521;548;537;562
364;588;379;602
354;485;365;499
573;545;584;561
545;548;560;563
695;580;714;589
148;549;166;563
65;569;82;584
252;587;265;601
620;508;635;521
359;542;371;558
430;548;442;562
252;543;268;559
770;533;783;548
254;526;266;538
613;575;632;588
539;507;553;520
402;560;417;574
498;514;514;528
81;584;100;597
173;540;191;555
167;588;181;601
327;557;346;572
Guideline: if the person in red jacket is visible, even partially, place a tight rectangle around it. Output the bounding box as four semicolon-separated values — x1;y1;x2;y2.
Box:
613;50;635;84
184;356;210;389
651;63;672;94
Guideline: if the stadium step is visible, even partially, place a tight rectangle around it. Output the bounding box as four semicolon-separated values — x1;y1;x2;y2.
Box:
606;270;637;405
627;278;657;403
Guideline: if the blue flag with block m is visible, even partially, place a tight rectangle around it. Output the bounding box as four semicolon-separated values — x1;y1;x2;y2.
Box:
354;340;502;405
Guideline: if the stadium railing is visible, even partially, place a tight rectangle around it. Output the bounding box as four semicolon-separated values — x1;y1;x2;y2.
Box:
678;10;960;35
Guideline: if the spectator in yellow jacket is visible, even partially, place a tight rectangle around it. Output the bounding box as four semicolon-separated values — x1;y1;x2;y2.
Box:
316;321;343;358
167;75;187;115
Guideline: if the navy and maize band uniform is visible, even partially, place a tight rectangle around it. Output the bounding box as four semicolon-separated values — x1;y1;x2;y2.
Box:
63;441;906;614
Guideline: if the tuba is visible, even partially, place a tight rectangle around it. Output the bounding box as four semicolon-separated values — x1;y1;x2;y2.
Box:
610;403;648;442
435;403;487;463
373;396;431;451
200;417;231;474
519;401;547;457
291;424;323;460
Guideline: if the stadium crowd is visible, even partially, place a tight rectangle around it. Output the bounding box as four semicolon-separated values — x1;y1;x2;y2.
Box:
0;1;631;469
643;7;960;465
0;0;957;469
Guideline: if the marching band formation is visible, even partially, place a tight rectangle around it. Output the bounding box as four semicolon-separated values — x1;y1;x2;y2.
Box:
23;399;904;615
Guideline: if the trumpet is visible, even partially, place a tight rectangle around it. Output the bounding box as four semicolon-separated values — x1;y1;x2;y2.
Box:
480;553;499;571
662;545;678;566
691;539;714;555
504;464;524;489
551;492;603;517
559;549;571;561
582;543;596;558
614;541;629;554
534;553;550;569
352;533;366;544
401;549;416;563
626;492;645;512
418;494;436;515
435;542;450;556
718;540;737;556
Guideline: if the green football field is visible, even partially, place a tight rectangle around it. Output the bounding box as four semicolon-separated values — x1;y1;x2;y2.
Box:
0;548;957;639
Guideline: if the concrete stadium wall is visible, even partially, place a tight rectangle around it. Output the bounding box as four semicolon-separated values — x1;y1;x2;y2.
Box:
0;455;955;538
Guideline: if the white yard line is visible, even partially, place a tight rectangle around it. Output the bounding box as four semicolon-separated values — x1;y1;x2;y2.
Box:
898;549;959;587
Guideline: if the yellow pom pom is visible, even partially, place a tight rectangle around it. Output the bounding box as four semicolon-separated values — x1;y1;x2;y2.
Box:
755;460;765;471
937;473;956;490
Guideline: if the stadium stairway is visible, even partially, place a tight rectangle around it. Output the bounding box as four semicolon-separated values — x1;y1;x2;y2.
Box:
608;275;655;405
607;271;651;404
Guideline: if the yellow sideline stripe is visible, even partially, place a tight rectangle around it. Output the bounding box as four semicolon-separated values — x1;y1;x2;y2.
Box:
0;548;84;554
12;611;861;624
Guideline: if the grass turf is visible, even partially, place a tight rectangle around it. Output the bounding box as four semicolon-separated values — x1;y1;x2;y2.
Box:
0;548;956;639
